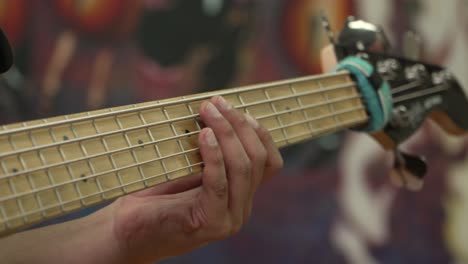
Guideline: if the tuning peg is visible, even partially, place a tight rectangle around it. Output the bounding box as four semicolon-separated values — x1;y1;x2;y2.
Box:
389;149;427;191
403;31;422;60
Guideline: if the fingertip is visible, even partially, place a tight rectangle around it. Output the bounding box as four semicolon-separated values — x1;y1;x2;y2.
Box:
245;114;260;130
202;127;218;147
255;123;270;141
212;95;232;112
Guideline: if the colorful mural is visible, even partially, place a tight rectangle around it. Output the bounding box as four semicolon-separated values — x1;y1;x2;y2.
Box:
0;0;467;263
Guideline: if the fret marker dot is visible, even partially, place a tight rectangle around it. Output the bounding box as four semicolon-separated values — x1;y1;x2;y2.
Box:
185;129;191;137
286;106;292;114
12;168;18;173
138;139;145;148
63;135;69;141
80;174;88;183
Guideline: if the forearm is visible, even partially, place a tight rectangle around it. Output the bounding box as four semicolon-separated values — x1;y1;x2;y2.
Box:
0;204;126;264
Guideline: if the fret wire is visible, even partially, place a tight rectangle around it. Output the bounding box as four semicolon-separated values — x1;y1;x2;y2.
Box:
177;98;194;174
72;140;89;206
88;113;106;200
289;83;314;136
55;127;76;212
136;112;155;187
185;101;202;131
114;114;138;194
5;131;27;224
55;150;69;212
3;115;367;224
0;95;364;182
45;120;66;213
141;113;170;183
153;139;170;182
319;80;339;130
0;72;352;137
185;100;202;175
262;88;288;143
0;161;13;228
8;178;26;224
16;123;33;221
0;201;6;229
267;90;290;145
38;147;64;214
26;124;45;213
8;134;16;150
66;115;87;206
0;82;358;160
134;111;150;187
21;123;47;220
34;120;51;217
46;124;67;207
0;106;366;203
163;106;193;175
152;109;170;182
235;90;247;114
298;88;315;135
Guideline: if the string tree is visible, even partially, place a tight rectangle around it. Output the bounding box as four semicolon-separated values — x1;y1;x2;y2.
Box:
404;63;428;82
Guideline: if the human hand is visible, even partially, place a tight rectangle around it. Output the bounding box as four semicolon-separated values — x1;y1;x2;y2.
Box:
107;96;283;263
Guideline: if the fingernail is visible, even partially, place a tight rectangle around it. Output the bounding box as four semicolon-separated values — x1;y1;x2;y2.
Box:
215;96;232;111
204;128;218;146
204;102;222;118
245;114;259;129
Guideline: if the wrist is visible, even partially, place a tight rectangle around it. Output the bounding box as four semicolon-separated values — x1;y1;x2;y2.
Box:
0;203;123;264
75;202;128;264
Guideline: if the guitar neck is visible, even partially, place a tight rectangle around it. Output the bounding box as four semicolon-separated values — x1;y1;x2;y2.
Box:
0;71;367;236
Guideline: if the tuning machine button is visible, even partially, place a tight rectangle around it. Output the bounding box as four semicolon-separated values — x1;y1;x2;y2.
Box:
377;59;400;79
405;64;427;81
432;71;452;85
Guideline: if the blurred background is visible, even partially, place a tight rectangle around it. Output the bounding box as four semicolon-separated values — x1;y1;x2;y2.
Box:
1;0;468;263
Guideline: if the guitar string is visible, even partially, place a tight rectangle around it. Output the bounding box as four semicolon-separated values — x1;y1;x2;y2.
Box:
0;105;367;203
0;75;447;160
392;84;448;104
2;117;367;225
391;80;423;95
0;83;449;204
0;72;351;137
1;83;450;224
0;82;358;160
1;94;363;181
0;81;448;189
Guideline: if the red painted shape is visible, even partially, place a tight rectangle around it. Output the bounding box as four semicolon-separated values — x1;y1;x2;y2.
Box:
0;0;27;47
54;0;141;38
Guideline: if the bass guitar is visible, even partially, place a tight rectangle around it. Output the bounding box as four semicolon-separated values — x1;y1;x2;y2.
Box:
0;17;467;237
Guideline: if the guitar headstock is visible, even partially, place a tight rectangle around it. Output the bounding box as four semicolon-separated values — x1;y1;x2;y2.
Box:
322;16;468;191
